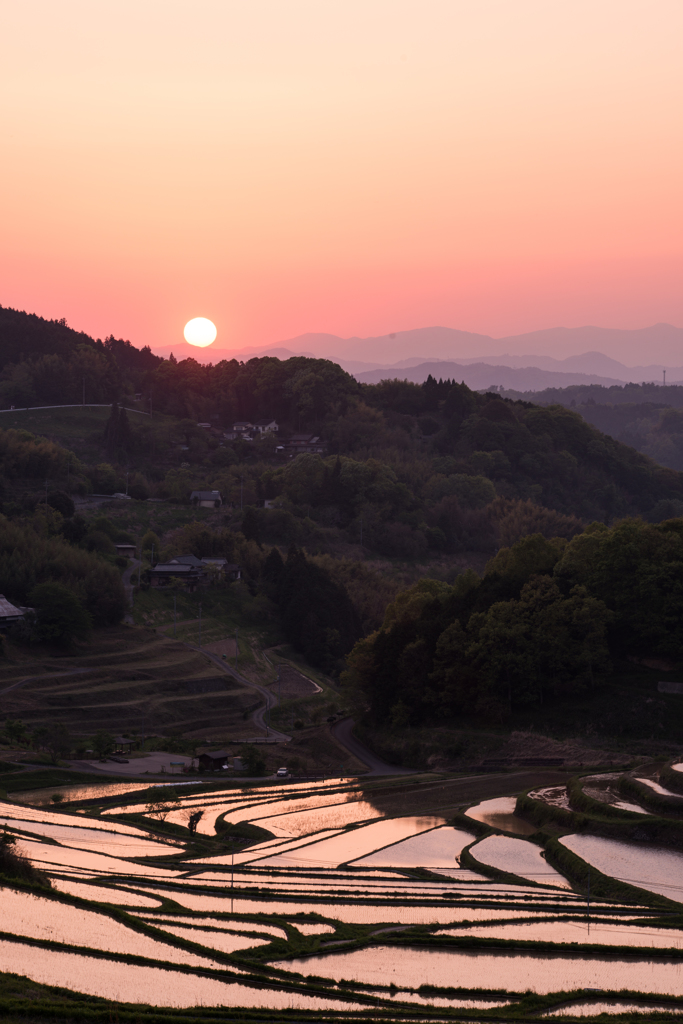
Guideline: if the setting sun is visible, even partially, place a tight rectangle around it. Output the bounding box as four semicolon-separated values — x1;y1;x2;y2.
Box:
183;317;217;348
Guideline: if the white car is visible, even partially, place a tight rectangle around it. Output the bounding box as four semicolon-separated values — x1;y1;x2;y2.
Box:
276;767;289;777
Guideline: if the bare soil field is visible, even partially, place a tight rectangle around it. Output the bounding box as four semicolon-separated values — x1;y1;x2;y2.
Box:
203;638;237;659
267;664;320;698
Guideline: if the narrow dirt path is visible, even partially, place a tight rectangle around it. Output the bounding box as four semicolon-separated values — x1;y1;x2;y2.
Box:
121;558;140;625
0;667;92;697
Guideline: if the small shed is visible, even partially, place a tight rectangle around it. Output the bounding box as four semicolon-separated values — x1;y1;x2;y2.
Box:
114;736;134;753
197;749;229;771
115;543;136;558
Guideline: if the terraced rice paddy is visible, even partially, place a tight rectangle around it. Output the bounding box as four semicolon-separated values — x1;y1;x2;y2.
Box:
580;773;646;813
276;943;683;995
465;796;538;834
559;834;683;903
5;767;683;1019
470;835;571;887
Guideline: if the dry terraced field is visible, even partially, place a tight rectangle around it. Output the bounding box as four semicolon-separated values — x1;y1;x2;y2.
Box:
0;627;257;740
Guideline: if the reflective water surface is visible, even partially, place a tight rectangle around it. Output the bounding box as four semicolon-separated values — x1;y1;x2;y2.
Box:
436;918;683;948
544;1000;683;1017
0;938;366;1009
560;834;683;903
350;825;474;868
276;944;683;995
0;888;217;966
8;773;680;1010
465;797;538;835
470;835;571;888
256;816;445;867
50;879;163;906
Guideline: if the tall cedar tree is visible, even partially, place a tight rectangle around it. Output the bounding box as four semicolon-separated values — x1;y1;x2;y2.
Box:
278;545;361;673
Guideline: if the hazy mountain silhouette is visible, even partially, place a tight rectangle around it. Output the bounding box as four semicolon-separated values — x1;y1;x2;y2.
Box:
354;361;627;390
149;323;683;384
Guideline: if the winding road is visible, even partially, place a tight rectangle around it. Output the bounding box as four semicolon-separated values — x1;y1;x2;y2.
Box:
331;717;414;776
194;646;291;743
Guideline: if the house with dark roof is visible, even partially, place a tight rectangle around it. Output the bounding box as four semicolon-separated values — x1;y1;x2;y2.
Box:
197;749;230;771
0;595;30;628
279;434;328;456
150;555;241;588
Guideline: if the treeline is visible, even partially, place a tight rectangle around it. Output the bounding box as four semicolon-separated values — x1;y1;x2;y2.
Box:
343;518;683;726
148;520;371;670
0;305;160;408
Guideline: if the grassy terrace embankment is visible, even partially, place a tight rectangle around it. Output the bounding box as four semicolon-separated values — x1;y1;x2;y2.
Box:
0;625;255;740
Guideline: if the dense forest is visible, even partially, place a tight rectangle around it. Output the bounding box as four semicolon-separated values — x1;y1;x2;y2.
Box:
343;518;683;730
500;380;683;474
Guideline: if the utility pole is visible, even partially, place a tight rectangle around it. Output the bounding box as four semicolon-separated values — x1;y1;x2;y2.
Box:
235;628;238;669
664;369;667;386
240;477;243;511
125;471;129;496
198;602;202;647
45;479;48;505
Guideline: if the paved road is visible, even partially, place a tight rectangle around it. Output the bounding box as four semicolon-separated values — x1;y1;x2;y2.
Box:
331;717;415;776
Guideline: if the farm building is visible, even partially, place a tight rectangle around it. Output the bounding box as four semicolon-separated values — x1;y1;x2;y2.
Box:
197;750;230;771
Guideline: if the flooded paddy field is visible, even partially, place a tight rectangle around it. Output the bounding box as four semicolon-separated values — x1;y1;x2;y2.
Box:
465;796;538;834
470;834;572;887
6;769;683;1017
560;833;683;902
276;943;683;996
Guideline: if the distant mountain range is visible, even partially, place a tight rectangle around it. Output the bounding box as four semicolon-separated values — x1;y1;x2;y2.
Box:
353;361;633;390
151;323;683;393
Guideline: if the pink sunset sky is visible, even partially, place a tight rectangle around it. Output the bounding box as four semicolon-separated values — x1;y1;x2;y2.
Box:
1;0;682;356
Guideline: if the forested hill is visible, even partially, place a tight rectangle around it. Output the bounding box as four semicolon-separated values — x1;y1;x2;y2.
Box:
497;380;683;474
0;305;161;406
2;304;683;539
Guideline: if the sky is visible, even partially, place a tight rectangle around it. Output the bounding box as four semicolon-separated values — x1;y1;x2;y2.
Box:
1;0;682;356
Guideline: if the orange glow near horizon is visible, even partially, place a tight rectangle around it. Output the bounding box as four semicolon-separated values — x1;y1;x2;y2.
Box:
1;1;682;358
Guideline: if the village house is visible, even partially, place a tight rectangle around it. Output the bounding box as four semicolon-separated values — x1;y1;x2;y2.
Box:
149;555;241;588
279;434;328;456
0;595;30;628
253;419;278;434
